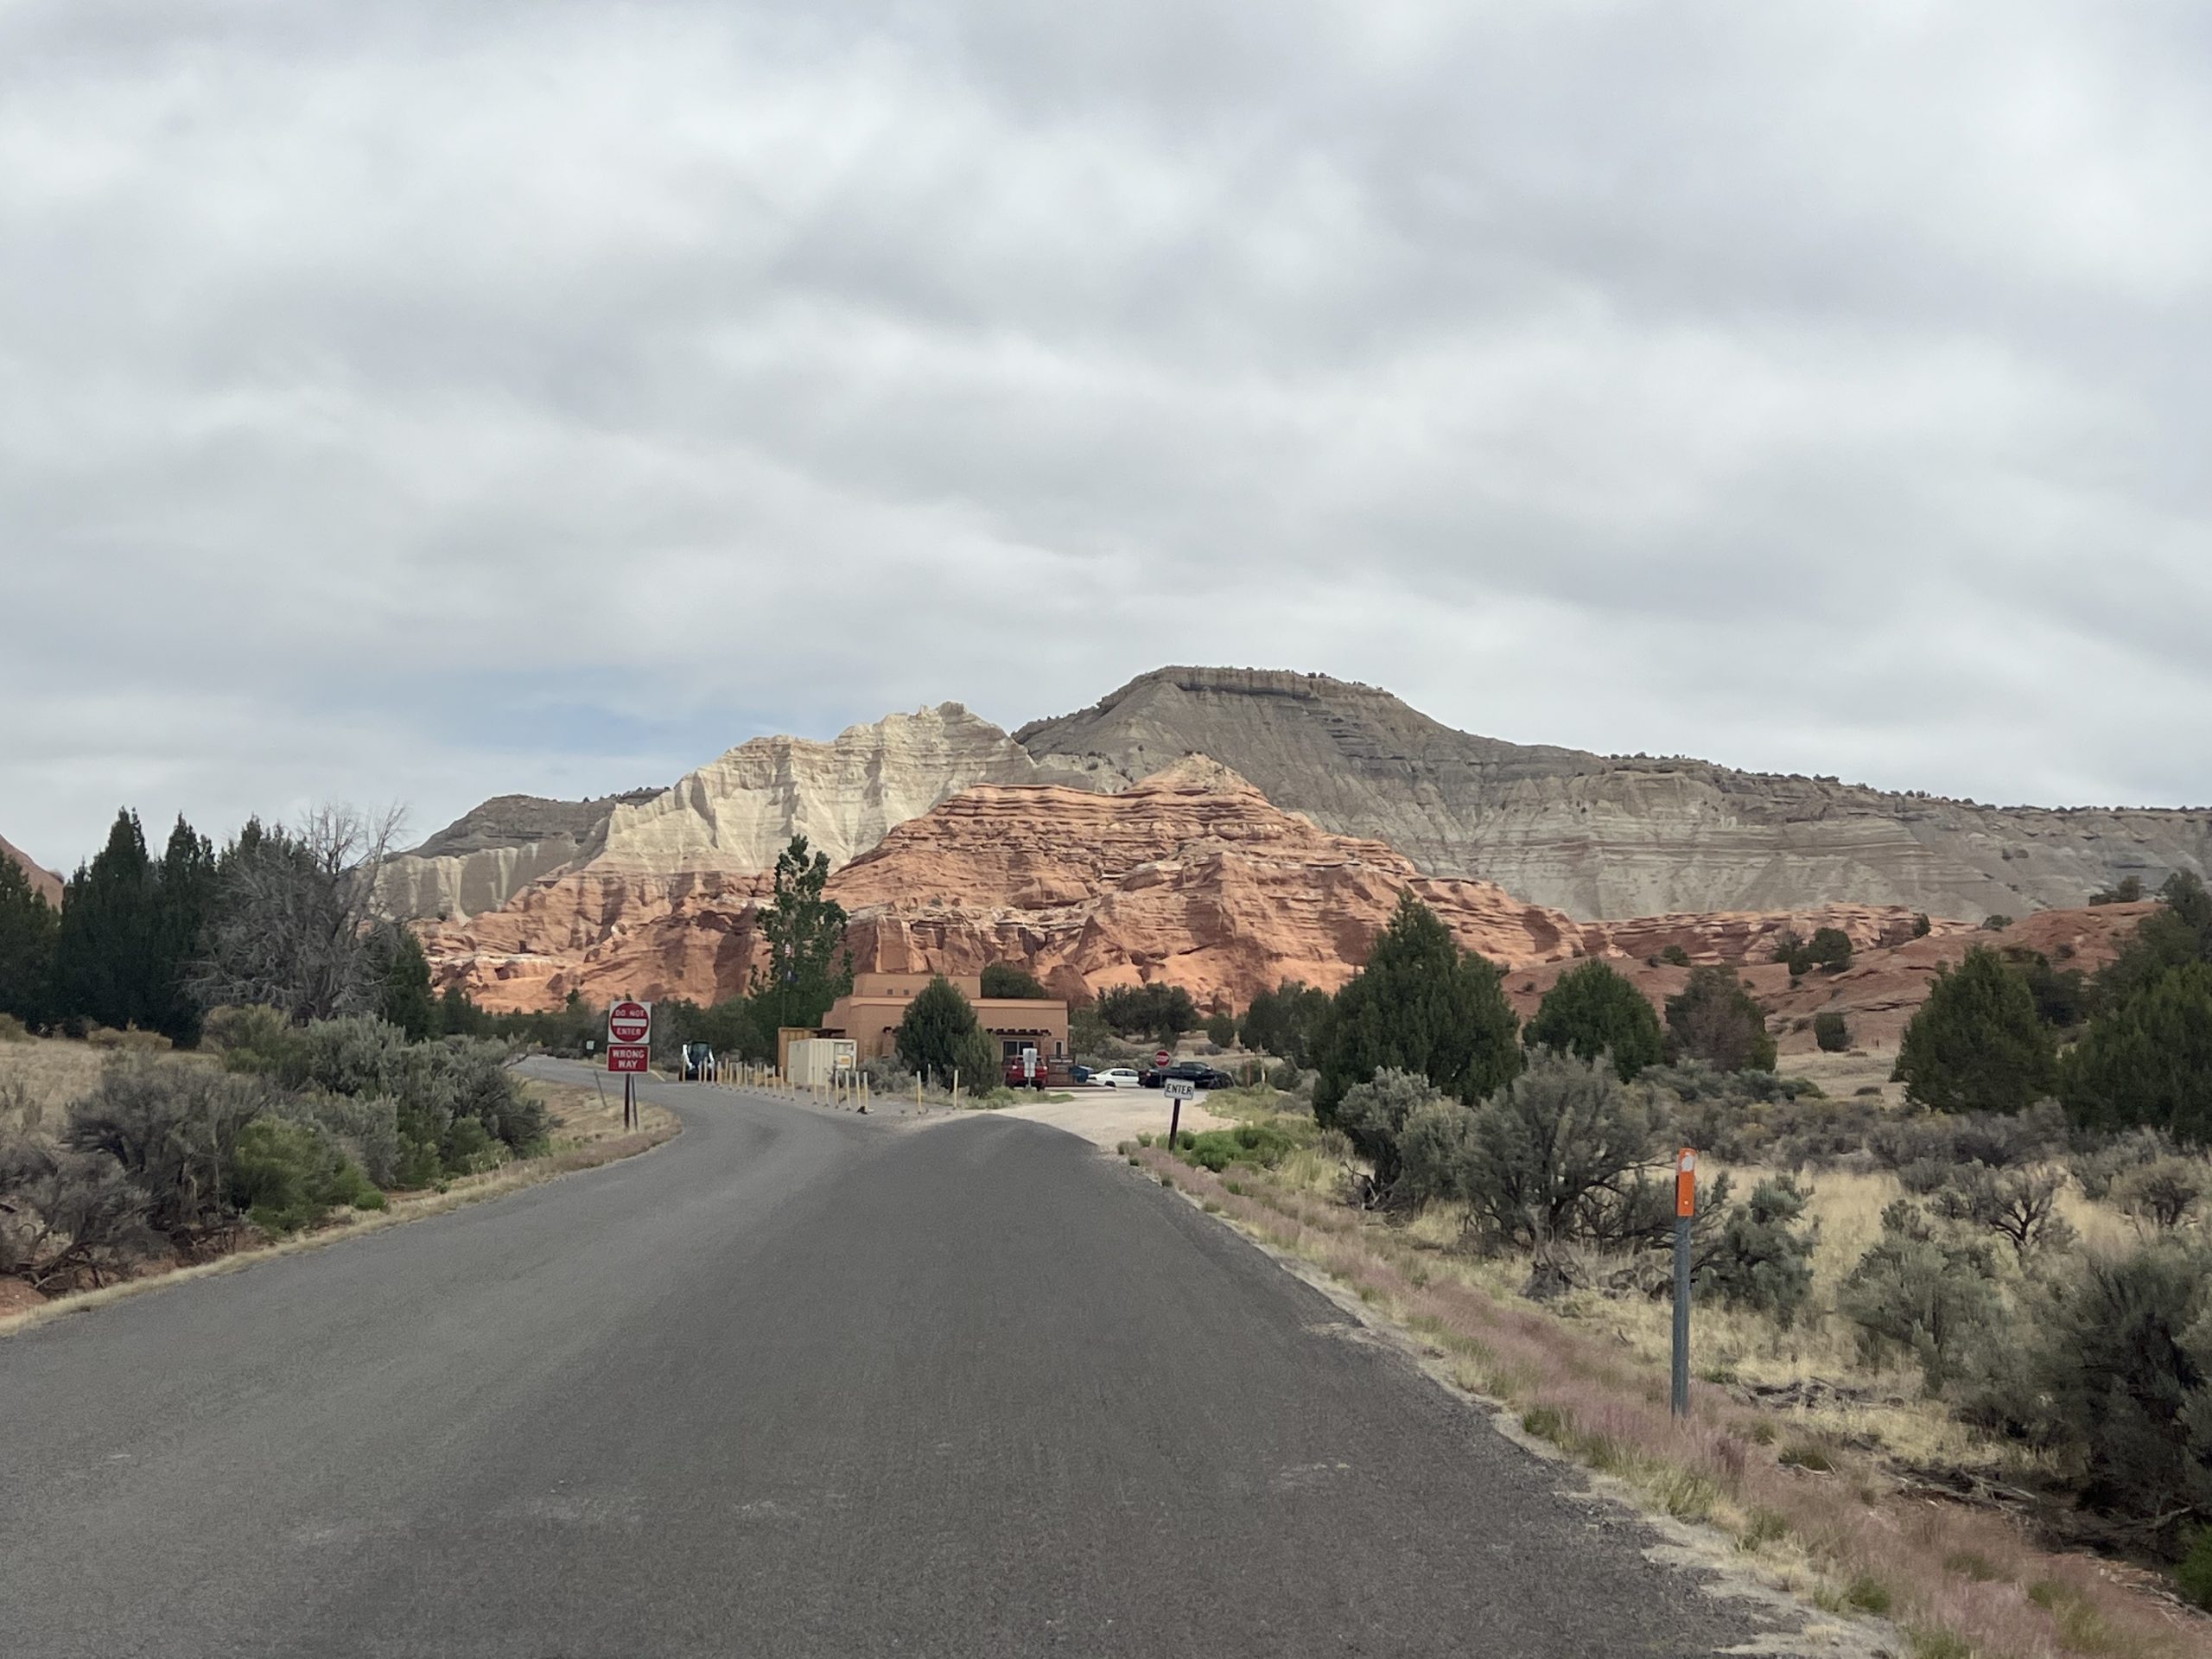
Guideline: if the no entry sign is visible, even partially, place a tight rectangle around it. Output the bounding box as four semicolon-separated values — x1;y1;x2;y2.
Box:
607;1000;652;1073
1154;1049;1172;1067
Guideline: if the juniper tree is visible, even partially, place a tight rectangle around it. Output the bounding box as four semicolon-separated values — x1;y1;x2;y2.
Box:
1525;959;1664;1081
1894;946;2056;1114
1313;892;1521;1123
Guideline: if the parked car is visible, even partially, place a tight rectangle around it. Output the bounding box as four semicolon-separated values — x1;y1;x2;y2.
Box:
1002;1054;1049;1090
1090;1067;1141;1090
680;1042;716;1082
1142;1059;1233;1090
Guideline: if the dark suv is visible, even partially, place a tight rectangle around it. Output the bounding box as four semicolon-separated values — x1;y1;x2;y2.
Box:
1140;1059;1234;1090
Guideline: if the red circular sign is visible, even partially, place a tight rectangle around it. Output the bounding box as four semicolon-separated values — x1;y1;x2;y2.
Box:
608;1000;652;1044
1155;1049;1172;1066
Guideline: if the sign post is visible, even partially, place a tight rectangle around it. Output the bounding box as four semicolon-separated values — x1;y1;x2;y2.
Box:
1163;1076;1195;1151
607;1000;652;1130
1672;1147;1697;1420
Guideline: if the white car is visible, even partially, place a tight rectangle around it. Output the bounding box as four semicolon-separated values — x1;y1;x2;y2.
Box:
1091;1067;1142;1089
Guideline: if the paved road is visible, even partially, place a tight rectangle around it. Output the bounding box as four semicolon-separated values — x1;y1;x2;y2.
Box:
0;1065;1784;1657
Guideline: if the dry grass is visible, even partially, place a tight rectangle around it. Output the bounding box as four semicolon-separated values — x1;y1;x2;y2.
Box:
1128;1143;2212;1659
0;1037;134;1132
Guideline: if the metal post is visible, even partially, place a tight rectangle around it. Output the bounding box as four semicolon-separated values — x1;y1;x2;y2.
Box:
624;1073;634;1132
1166;1095;1182;1151
1671;1147;1697;1420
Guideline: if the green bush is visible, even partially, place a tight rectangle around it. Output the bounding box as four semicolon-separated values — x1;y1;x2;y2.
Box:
1700;1176;1818;1327
1836;1200;2003;1395
1659;944;1692;968
275;1092;402;1187
1525;960;1664;1081
1174;1120;1307;1173
1894;947;2055;1114
1332;1068;1449;1187
2021;1242;2212;1529
896;976;1002;1090
228;1116;380;1234
62;1056;274;1238
1095;982;1198;1046
2177;1529;2212;1611
1313;893;1521;1124
979;962;1050;999
1457;1052;1675;1251
1664;967;1776;1072
1812;1011;1850;1052
2062;963;2212;1143
1205;1011;1237;1047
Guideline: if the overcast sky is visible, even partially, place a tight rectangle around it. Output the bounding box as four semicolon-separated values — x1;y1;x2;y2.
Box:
3;1;2209;870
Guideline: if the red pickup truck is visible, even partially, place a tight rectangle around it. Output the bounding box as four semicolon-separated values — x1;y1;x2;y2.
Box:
1003;1052;1051;1090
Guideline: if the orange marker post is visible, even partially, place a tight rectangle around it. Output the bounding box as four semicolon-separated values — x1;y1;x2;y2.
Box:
1672;1147;1697;1418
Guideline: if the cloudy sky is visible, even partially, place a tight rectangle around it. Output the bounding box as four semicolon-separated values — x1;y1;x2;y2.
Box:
3;0;2209;870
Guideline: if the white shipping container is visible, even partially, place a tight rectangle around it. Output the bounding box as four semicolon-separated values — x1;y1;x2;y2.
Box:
787;1038;857;1087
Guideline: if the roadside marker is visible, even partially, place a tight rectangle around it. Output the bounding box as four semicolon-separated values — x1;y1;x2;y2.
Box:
1673;1147;1697;1419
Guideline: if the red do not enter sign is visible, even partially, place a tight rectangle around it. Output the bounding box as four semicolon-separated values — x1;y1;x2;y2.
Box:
608;1000;652;1045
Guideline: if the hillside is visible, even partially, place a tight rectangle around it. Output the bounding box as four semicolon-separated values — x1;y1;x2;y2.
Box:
378;704;1038;920
1017;666;2212;919
423;760;1947;1014
2;833;62;908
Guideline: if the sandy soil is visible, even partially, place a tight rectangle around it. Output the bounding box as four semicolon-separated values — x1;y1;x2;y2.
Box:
996;1088;1234;1150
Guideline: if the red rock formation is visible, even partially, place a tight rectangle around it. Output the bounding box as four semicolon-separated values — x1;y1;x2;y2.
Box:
426;761;1948;1019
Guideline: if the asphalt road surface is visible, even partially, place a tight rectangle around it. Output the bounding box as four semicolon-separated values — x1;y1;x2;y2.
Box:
0;1064;1792;1658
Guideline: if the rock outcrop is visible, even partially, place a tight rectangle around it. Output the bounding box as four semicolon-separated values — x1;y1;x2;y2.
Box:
382;704;1039;920
1;833;62;908
1017;666;2212;920
425;760;1942;1015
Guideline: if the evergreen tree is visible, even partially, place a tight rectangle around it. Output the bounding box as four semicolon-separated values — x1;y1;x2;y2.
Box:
894;976;1000;1088
748;836;853;1034
1524;959;1664;1080
2062;963;2212;1144
1096;982;1198;1046
979;962;1049;1000
1893;945;2056;1114
1313;892;1522;1122
51;809;157;1032
2094;873;2212;1013
369;924;438;1041
1663;965;1777;1071
0;855;57;1027
1238;980;1332;1067
148;815;216;1045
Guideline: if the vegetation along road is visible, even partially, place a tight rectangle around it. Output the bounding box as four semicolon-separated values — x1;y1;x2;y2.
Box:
1;1060;1808;1658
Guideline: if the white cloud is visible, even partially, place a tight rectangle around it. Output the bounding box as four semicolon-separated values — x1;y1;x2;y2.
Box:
2;0;2209;868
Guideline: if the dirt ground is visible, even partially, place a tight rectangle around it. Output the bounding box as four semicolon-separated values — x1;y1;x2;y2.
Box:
996;1088;1233;1149
524;1076;679;1145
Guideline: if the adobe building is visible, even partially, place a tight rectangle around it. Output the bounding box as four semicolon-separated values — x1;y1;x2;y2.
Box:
817;972;1070;1066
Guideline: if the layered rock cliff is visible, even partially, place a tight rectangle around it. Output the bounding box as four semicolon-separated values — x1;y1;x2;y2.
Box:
1017;667;2212;921
1;833;62;908
381;704;1039;920
424;760;1944;1015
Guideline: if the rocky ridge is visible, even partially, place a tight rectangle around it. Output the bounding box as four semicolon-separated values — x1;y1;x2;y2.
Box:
425;760;1950;1015
379;704;1038;920
1018;667;2212;920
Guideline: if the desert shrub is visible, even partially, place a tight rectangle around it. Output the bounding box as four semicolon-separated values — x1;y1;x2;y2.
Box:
438;1114;499;1173
1174;1120;1306;1174
2179;1529;2212;1611
861;1055;914;1096
1836;1199;2004;1395
1894;947;2056;1114
1395;1094;1483;1204
1663;967;1776;1072
1699;1176;1818;1326
2112;1157;2208;1231
1930;1164;2075;1260
268;1017;542;1176
2022;1241;2212;1530
202;1002;293;1071
1813;1011;1850;1052
1641;1062;1857;1167
275;1093;403;1188
1660;944;1692;967
1524;960;1664;1081
0;1135;158;1288
228;1116;382;1233
1313;893;1522;1122
1866;1101;2065;1174
1457;1052;1675;1252
1267;1059;1307;1092
1803;926;1853;972
62;1056;272;1238
2070;1126;2177;1201
1332;1067;1447;1187
2091;875;2148;906
275;1013;410;1097
0;1014;29;1043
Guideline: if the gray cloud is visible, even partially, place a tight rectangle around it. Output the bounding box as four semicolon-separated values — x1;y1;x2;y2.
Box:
3;0;2209;869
